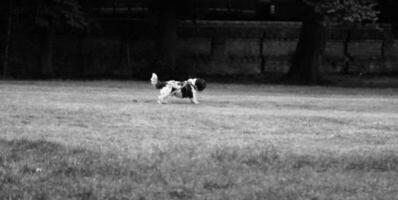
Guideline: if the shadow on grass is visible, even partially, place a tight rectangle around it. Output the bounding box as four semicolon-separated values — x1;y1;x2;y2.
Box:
1;139;398;200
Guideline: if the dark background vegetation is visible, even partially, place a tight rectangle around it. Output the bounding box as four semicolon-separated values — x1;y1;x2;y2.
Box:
1;0;398;84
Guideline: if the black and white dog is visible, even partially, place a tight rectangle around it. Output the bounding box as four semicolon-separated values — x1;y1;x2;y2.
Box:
150;73;206;104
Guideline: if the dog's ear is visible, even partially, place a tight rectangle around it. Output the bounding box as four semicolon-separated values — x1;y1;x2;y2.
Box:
195;78;206;91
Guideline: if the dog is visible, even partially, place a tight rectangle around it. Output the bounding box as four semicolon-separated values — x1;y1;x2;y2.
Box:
150;73;206;104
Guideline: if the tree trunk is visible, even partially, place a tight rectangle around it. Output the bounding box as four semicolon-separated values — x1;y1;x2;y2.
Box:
126;41;131;77
259;32;266;74
342;29;353;74
39;27;55;78
77;33;85;78
381;25;394;72
286;5;326;84
156;0;177;75
2;0;12;79
210;36;226;58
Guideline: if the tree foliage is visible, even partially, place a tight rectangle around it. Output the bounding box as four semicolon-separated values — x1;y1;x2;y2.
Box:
304;0;379;24
21;0;88;29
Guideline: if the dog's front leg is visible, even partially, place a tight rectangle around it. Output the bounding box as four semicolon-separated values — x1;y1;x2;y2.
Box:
190;99;199;104
158;86;172;104
190;89;199;104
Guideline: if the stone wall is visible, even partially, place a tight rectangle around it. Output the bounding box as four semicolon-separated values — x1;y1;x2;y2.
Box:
173;21;397;75
5;20;398;78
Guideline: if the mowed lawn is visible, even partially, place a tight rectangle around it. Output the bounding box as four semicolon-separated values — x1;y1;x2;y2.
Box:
1;81;398;200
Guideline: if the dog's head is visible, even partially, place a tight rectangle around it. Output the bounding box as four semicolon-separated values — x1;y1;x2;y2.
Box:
187;78;206;92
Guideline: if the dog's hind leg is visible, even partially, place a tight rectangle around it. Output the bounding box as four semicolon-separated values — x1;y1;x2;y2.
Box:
158;86;172;104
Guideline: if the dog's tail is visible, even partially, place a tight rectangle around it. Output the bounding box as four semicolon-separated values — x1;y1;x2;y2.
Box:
150;73;158;85
150;73;166;89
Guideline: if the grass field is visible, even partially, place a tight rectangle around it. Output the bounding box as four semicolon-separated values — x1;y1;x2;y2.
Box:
1;81;398;200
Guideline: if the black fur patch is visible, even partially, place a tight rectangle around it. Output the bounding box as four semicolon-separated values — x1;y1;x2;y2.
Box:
181;85;193;98
155;81;167;89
